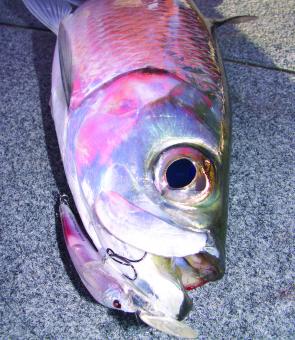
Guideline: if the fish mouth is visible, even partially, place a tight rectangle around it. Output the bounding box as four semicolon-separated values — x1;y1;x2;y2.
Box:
175;251;224;291
96;191;224;290
187;252;224;281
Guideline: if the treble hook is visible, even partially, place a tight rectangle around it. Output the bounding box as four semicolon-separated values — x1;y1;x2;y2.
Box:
106;248;146;281
60;193;69;205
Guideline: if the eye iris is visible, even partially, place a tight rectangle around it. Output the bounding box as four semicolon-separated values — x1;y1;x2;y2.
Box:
166;158;196;189
113;300;121;309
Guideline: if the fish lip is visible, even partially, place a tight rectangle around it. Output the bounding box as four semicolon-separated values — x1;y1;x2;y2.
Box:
185;278;208;291
184;251;225;288
175;230;225;290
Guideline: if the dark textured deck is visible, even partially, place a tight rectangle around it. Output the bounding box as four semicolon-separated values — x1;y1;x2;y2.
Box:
0;1;294;339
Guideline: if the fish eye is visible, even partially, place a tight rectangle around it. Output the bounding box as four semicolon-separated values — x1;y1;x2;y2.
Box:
113;299;122;309
152;145;216;206
166;158;197;189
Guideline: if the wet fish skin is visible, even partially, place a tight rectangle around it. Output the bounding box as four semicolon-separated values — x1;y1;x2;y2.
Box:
25;0;230;292
22;0;233;336
56;0;229;283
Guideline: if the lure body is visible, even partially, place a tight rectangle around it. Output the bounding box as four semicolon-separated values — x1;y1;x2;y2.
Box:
59;198;136;312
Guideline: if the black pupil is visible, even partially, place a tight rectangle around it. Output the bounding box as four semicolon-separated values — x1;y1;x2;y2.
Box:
166;158;196;189
113;300;121;309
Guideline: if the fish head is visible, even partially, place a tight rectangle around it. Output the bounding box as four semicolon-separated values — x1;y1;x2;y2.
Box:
68;69;229;289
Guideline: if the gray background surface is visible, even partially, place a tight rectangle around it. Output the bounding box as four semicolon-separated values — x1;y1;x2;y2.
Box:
0;0;294;339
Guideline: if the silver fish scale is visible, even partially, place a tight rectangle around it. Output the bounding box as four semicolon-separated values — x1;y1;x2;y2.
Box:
63;0;223;108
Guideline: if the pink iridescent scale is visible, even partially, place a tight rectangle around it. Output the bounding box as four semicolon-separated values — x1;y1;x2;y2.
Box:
65;0;222;109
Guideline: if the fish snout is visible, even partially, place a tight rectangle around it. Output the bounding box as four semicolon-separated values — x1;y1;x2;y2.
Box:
185;229;225;283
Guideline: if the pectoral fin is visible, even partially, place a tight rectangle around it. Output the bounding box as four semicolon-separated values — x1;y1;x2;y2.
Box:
58;23;72;107
23;0;72;34
188;0;257;33
209;15;258;31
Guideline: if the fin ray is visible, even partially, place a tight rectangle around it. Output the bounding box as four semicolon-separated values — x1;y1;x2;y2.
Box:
23;0;72;34
66;0;85;5
58;23;72;106
210;15;258;32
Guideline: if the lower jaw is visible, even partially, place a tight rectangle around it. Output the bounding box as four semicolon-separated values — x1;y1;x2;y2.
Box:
184;278;208;291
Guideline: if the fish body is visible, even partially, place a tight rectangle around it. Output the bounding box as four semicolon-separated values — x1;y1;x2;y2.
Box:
54;0;228;271
23;0;232;336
